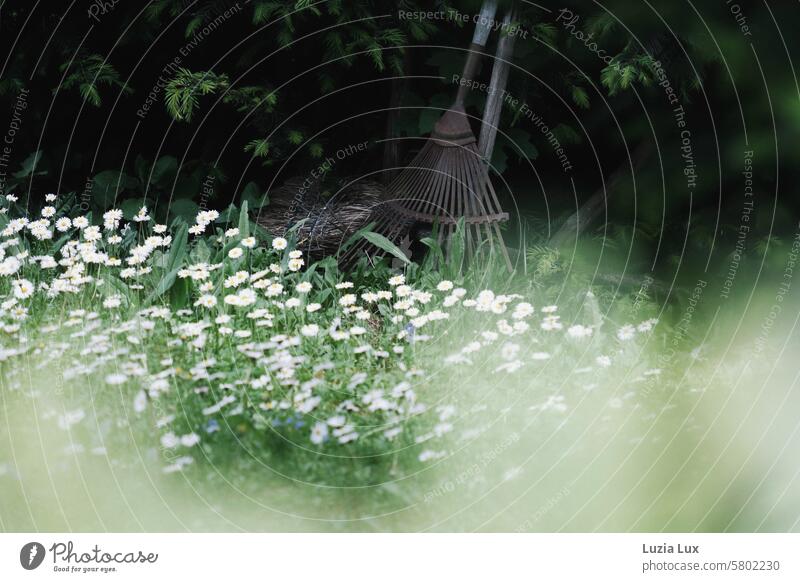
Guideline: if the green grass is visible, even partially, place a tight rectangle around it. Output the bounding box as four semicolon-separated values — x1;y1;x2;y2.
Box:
1;201;799;532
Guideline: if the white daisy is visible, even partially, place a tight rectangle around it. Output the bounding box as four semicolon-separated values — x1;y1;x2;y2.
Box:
301;324;319;337
55;217;72;231
566;324;593;339
596;355;612;367
617;324;636;341
105;373;127;385
513;302;534;319
103;296;122;309
194;294;218;308
12;279;34;299
310;422;328;444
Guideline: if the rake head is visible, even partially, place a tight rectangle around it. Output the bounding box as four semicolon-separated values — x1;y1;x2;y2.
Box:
345;106;511;270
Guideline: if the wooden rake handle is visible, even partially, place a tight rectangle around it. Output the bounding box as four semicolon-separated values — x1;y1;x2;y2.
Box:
454;0;498;106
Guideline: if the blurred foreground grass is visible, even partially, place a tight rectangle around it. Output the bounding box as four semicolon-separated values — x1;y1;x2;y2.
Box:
2;283;799;532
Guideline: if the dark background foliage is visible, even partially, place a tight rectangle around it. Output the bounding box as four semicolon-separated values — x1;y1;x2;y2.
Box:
0;0;797;288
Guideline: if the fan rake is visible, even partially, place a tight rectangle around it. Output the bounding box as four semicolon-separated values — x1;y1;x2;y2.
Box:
374;106;510;269
341;0;512;271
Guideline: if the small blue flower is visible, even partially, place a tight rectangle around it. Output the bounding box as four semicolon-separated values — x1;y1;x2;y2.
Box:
205;419;220;434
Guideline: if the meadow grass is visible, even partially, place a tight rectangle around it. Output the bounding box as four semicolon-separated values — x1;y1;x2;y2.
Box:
1;198;797;531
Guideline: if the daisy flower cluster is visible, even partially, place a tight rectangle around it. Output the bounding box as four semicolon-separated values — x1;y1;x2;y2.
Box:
0;195;660;478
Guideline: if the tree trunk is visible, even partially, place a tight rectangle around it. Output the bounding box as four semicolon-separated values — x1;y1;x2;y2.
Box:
548;140;653;247
382;49;412;184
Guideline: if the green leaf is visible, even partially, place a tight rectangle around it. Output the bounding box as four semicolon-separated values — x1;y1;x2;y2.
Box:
151;250;169;269
169;276;191;309
185;15;203;37
553;124;582;145
360;230;410;264
621;65;635;88
251;221;273;240
134;155;149;187
240;182;268;209
164;68;229;121
60;54;131;106
101;273;132;302
50;231;73;255
238;200;250;239
167;222;189;271
151;155;178;186
174;175;201;200
316;287;332;305
190;238;211;263
506;128;539;160
420;235;444;269
93;170;135;208
295;0;321;15
168;198;199;220
147;222;188;303
490;146;508;174
217;203;238;224
449;218;466;276
245;138;270;158
338;222;375;255
320;256;339;286
120;198;145;219
571;85;590;109
148;269;179;304
253;2;280;25
309;142;324;158
13;151;44;179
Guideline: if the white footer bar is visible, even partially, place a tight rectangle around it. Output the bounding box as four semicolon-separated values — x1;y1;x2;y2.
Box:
1;534;796;581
